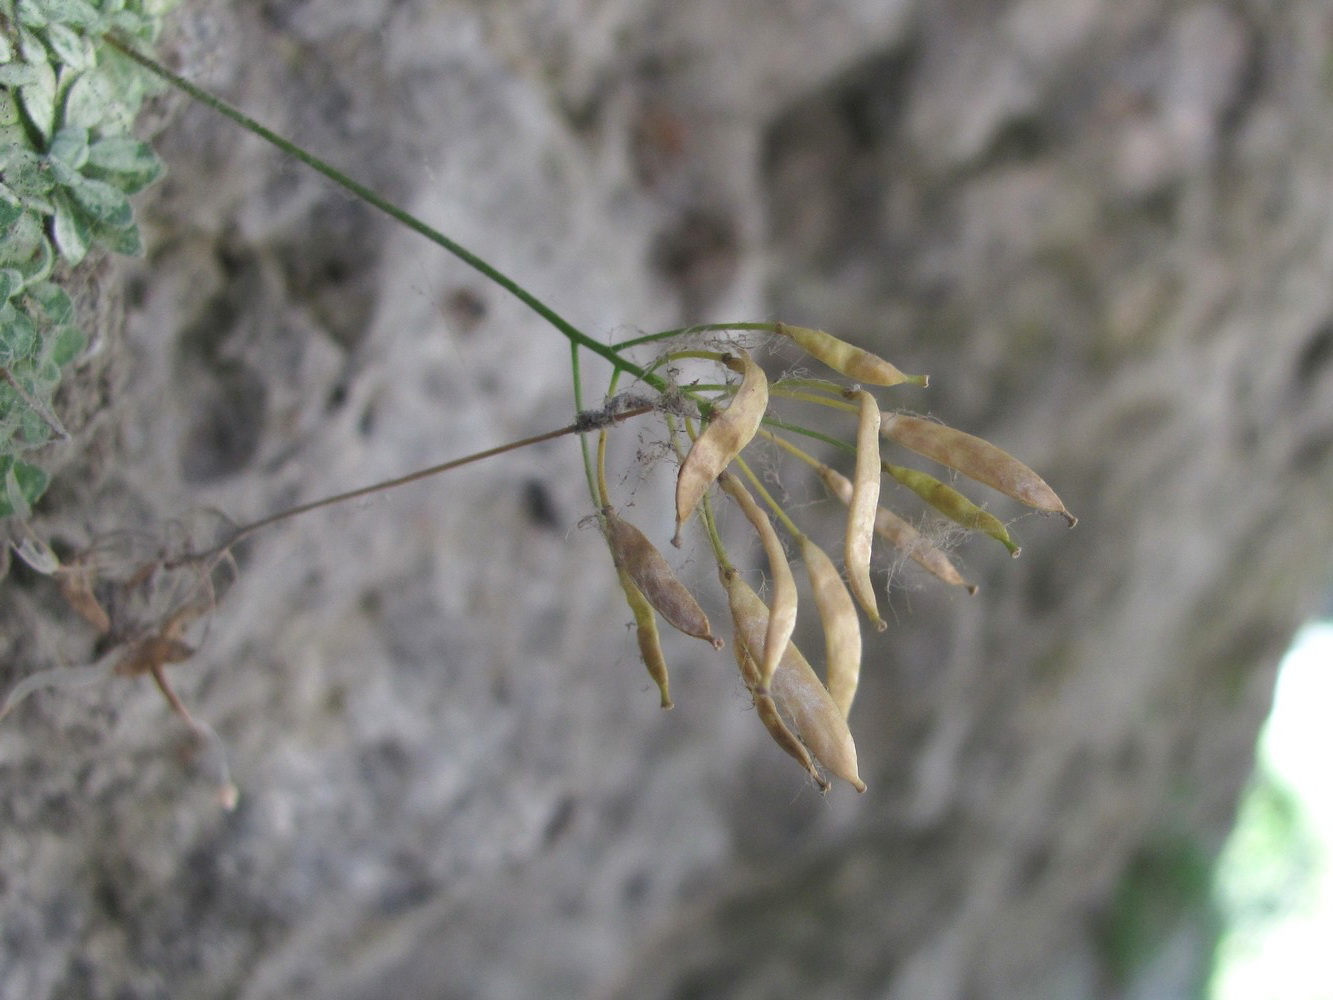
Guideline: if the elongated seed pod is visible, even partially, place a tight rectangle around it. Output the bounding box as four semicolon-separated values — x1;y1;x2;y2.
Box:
615;565;673;708
718;474;797;689
880;413;1076;525
604;508;722;647
821;463;978;591
730;617;826;790
883;462;1020;556
846;391;886;630
774;323;928;387
798;535;862;718
721;566;865;792
674;351;769;545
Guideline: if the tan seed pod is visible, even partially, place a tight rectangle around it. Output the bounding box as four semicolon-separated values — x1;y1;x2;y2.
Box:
114;635;195;678
674;350;769;546
615;565;674;709
56;563;112;634
730;615;826;790
721;567;866;792
774;323;928;387
883;462;1021;556
820;462;978;590
798;535;862;719
846;391;886;631
604;508;721;648
880;413;1076;525
718;473;797;689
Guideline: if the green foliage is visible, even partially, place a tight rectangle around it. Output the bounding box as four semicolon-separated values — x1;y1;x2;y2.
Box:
0;0;176;518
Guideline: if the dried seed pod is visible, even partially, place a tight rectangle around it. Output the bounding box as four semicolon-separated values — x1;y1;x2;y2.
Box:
730;613;826;790
615;565;674;708
718;473;797;689
883;462;1021;556
846;391;886;630
821;463;977;592
674;350;769;545
721;566;866;792
880;413;1075;525
604;508;721;647
798;535;862;718
114;635;195;677
774;323;927;387
55;558;112;634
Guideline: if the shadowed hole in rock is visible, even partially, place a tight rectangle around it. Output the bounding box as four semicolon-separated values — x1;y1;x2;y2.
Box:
179;363;267;483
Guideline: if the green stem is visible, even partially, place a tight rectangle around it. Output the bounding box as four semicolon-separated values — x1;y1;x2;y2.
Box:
615;322;777;352
104;33;664;392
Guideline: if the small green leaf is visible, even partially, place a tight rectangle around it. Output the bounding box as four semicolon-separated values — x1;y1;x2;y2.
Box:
90;216;143;256
0;148;55;198
51;188;90;264
0;270;24;303
66;174;132;226
27;282;75;326
40;0;102;28
19;405;51;447
0;29;12;63
63;71;133;133
85;135;164;191
18;59;57;142
45;324;85;367
47;126;90;169
16;0;49;28
0;301;39;361
0;64;38;88
43;21;94;71
1;456;50;518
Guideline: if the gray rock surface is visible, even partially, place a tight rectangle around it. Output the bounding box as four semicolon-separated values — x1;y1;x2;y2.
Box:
4;1;1333;998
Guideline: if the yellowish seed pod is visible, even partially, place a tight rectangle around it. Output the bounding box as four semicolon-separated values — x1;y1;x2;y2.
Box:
883;462;1021;556
846;391;886;631
721;566;866;792
880;413;1076;525
718;473;797;690
674;351;769;545
774;322;928;387
604;508;722;647
821;462;978;591
615;565;674;709
730;618;827;791
798;535;862;719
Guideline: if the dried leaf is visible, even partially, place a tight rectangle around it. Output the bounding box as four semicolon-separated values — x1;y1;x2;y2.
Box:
674;350;768;545
718;473;797;690
721;566;865;792
883;462;1021;556
604;508;720;647
615;565;674;708
114;636;194;678
775;323;928;387
846;391;886;630
55;560;112;634
798;535;863;718
880;413;1075;525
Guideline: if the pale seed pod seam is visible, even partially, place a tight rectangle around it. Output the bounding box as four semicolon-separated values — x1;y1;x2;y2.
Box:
774;323;928;387
798;534;862;719
673;351;769;546
719;473;797;690
846;391;886;631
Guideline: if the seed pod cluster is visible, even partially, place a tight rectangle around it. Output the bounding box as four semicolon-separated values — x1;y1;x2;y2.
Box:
674;350;769;546
774;323;928;387
880;413;1076;525
721;566;865;792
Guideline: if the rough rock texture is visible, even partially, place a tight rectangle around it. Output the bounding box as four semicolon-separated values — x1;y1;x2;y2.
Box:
4;1;1333;998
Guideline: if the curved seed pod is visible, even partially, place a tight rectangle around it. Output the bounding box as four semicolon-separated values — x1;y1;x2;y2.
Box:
846;391;886;631
798;535;862;719
881;413;1076;525
56;563;113;634
674;351;769;546
774;322;928;387
821;462;979;590
604;508;721;647
730;613;826;791
718;473;797;689
615;565;673;708
883;462;1021;556
721;566;866;792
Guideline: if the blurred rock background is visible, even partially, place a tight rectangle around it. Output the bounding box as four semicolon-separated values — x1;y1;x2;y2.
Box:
3;0;1333;997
